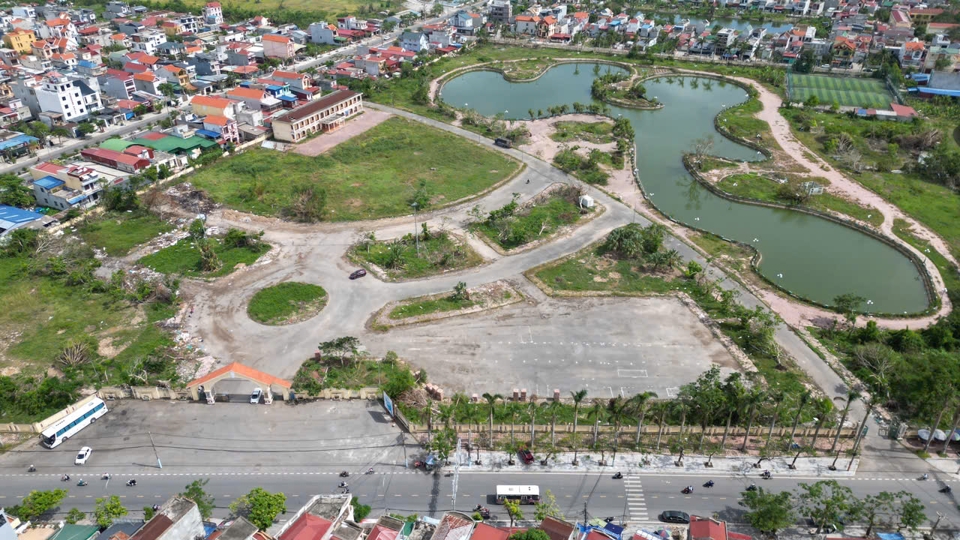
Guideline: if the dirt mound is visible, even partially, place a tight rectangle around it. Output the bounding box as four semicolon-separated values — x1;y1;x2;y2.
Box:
166;182;218;214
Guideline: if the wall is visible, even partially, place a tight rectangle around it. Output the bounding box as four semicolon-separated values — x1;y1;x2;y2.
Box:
0;394;100;434
158;505;204;540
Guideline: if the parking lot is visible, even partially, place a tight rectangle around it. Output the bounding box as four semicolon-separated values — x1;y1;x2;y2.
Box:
365;296;740;398
0;400;405;475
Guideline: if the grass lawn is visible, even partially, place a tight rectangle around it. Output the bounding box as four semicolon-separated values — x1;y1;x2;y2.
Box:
716;173;884;227
388;295;477;319
247;282;327;325
536;249;683;294
190;117;519;222
150;0;396;19
787;73;893;109
688;231;754;272
293;357;413;393
77;211;173;256
352;230;481;279
0;256;175;380
138;238;270;278
474;187;590;250
500;58;555;81
893;218;960;294
550;121;615;144
782;108;960;260
717;94;773;148
699;156;738;172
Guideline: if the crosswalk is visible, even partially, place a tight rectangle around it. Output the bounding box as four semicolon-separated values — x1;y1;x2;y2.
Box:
624;475;649;523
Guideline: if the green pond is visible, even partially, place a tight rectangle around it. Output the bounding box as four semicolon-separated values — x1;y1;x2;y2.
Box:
439;63;929;314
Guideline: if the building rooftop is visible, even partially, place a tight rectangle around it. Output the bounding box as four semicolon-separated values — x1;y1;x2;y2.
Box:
220;517;259;540
96;521;146;540
279;514;333;540
49;525;100;540
276;89;359;123
34;176;65;190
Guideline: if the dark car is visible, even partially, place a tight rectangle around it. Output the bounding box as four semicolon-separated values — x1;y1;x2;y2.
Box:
659;511;690;524
494;137;512;149
518;448;534;464
349;269;367;280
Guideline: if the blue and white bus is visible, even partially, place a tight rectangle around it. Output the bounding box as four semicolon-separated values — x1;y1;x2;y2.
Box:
40;397;108;449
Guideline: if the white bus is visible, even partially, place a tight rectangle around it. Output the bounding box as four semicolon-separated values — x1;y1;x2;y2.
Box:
40;397;108;449
495;485;540;505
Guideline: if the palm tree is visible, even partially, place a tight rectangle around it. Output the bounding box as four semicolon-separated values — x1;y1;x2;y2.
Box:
587;399;606;449
655;401;670;452
528;401;539;451
438;403;455;429
482;392;502;449
740;388;766;452
830;390;859;453
607;396;628;463
720;374;745;450
765;389;786;447
542;400;563;446
789;390;812;444
809;397;834;453
675;397;690;443
571;389;588;464
630;392;658;448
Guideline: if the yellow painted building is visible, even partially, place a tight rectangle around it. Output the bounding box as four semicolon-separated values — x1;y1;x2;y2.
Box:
3;28;36;53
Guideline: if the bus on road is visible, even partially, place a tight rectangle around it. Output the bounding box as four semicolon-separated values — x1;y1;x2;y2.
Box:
495;485;540;505
40;398;108;449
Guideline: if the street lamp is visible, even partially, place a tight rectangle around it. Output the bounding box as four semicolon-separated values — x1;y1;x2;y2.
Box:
411;201;420;256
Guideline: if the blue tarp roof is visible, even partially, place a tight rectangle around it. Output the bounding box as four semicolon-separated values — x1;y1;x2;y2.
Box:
911;73;931;82
0;204;42;226
67;193;88;204
0;133;38;151
78;59;97;69
878;534;905;540
195;129;221;139
34;176;64;190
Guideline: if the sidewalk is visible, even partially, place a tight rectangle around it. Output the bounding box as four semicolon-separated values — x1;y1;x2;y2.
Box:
444;450;860;477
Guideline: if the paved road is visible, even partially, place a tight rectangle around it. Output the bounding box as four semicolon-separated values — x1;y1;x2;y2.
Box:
3;470;959;530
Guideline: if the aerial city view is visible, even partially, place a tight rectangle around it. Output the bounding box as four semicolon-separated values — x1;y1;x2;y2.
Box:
2;0;960;539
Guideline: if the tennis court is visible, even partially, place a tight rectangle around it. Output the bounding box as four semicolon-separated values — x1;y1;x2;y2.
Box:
787;73;894;109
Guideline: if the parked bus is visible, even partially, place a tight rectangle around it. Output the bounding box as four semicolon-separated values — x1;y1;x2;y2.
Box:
40;398;108;449
495;485;540;505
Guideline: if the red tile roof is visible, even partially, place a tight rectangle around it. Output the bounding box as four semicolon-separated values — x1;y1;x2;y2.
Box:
191;95;235;110
140;132;168;141
205;114;230;126
229;87;265;99
890;103;918;117
470;524;508;540
368;525;400;540
278;515;332;540
262;34;290;43
690;516;726;540
187;361;292;389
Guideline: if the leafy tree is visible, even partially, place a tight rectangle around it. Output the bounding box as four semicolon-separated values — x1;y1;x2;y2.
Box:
94;496;128;528
797;480;859;534
452;281;469;302
409;180;431;211
197;239;222;272
230;488;286;530
429;427;457;463
510;531;550;540
318;336;361;366
65;508;85;524
533;489;563;521
50;126;72;144
833;294;865;331
14;489;68;521
350;497;372;521
27;121;50;144
189;218;206;241
740;488;795;534
860;491;925;536
482;392;502;447
381;364;416;398
504;499;523;527
77;123;96;136
180;479;215;520
805;94;820;108
0;174;33;207
143;506;156;520
158;83;177;97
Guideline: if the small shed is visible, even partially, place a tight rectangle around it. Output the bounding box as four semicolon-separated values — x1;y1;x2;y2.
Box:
578;195;595;209
801;181;824;195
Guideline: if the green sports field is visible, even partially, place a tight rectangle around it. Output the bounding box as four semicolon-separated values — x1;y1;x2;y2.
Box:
787;73;894;109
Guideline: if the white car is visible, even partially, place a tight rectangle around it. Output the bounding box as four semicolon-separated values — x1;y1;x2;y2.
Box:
75;447;92;465
250;388;262;404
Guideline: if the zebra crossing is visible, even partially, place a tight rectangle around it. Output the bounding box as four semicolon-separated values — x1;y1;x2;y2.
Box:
624;475;649;523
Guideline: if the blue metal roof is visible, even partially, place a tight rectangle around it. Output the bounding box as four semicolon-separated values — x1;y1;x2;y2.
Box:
265;84;284;91
67;193;88;204
0;133;38;151
278;95;297;102
913;86;960;97
78;59;97;68
34;176;65;190
195;129;221;139
0;204;42;225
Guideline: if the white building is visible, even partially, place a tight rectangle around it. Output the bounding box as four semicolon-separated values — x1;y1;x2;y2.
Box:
204;2;224;25
130;29;167;55
12;72;103;122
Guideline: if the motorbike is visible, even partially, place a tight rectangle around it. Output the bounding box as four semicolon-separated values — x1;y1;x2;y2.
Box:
681;486;693;494
940;486;952;494
28;465;36;473
338;482;349;489
761;471;772;479
61;474;70;482
102;473;110;480
704;481;715;488
921;473;930;481
365;468;374;475
604;517;615;523
746;484;758;492
77;480;87;487
613;472;623;479
339;471;350;478
126;479;137;487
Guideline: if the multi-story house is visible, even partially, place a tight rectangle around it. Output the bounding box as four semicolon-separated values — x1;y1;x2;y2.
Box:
187;52;222;76
225;42;257;65
271;89;362;142
133;71;163;95
38;18;78;41
204;2;224;25
262;34;298;59
51;52;78;70
158;64;191;87
400;31;428;52
3;29;36;54
190;94;244;119
30;40;55;60
487;0;512;24
11;6;37;19
514;15;540;35
130;29;167;55
900;38;927;68
12;72;103;122
100;68;137;99
105;1;131;19
309;22;340;45
268;70;311;91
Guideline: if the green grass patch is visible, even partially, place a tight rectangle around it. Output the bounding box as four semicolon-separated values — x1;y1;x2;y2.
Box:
247;282;327;325
699;156;738;172
77;211;173;256
190;117;519;222
293;356;414;393
138;237;269;278
537;250;683;294
787;73;893;108
352;230;481;279
473;187;590;250
500;58;554;81
388;295;477;320
688;231;754;272
716;173;883;227
550;121;615;144
893;218;960;293
717;93;772;148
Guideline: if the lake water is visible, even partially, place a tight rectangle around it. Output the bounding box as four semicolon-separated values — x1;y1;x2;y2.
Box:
438;63;929;313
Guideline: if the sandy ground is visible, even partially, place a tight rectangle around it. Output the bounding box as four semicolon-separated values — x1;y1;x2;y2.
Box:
293;109;392;157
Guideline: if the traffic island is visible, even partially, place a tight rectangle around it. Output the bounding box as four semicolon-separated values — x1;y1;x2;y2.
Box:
368;280;523;331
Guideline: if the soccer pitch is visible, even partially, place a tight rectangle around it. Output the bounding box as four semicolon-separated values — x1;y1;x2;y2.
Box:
787;73;894;109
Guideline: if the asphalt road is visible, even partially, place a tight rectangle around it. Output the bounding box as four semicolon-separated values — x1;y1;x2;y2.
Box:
3;471;959;531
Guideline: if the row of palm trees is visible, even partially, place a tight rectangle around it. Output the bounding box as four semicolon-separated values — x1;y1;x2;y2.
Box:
418;386;868;462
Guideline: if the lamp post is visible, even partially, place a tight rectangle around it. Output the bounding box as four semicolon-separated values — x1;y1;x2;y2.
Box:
411;201;420;256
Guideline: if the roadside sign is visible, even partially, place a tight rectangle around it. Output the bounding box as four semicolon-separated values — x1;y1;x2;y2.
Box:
383;392;395;417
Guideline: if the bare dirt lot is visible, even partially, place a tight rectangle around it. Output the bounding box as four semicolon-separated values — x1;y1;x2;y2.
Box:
293;110;393;157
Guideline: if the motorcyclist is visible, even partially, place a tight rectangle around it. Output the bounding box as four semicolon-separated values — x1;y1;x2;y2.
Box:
761;470;772;479
28;465;35;472
746;484;758;491
339;482;349;488
126;479;137;486
922;473;929;480
613;472;623;479
683;486;693;494
340;471;349;477
61;474;70;481
77;480;87;486
705;480;714;487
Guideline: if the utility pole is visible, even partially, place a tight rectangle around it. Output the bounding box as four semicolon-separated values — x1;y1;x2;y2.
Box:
452;437;461;511
148;431;162;469
411;202;420;256
583;502;588;526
